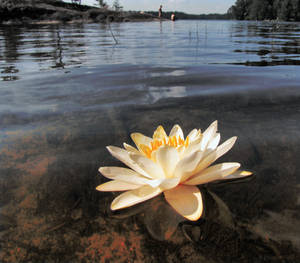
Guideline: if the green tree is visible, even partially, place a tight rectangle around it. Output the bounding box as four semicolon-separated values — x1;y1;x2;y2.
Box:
281;0;292;20
228;0;253;20
248;0;273;20
97;0;107;8
227;6;236;19
274;0;298;20
285;0;300;20
226;0;300;20
293;0;300;20
113;0;122;11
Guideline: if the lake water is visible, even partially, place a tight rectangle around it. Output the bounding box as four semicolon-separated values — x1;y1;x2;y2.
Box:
0;20;300;262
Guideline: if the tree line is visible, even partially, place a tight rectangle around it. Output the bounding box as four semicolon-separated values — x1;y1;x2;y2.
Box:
228;0;300;21
96;0;122;11
145;11;229;20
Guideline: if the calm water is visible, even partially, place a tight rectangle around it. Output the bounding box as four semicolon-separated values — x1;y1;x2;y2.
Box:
0;20;300;262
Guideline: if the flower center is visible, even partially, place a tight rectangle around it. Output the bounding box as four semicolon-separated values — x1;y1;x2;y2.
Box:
140;136;189;158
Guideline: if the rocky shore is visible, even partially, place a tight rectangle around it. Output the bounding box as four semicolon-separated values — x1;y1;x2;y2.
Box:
0;0;161;25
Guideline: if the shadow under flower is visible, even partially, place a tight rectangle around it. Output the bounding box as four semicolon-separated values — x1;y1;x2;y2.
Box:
107;173;255;241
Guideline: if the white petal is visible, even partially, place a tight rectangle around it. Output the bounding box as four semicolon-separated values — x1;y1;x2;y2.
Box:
202;133;221;158
99;167;148;185
96;180;140;191
183;136;202;156
150;149;158;162
169;124;184;139
146;179;164;188
187;128;199;141
174;150;204;182
153;125;168;140
111;186;162;210
123;143;140;154
224;170;253;180
156;146;180;178
177;145;186;158
200;120;218;151
159;178;180;190
106;146;150;178
195;136;237;174
130;153;165;179
131;132;152;149
207;133;221;151
100;166;163;188
184;162;240;185
164;185;203;221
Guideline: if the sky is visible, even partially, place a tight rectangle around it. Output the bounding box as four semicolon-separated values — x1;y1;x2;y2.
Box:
63;0;236;14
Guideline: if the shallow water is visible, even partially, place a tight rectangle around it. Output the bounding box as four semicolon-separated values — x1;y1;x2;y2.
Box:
0;20;300;262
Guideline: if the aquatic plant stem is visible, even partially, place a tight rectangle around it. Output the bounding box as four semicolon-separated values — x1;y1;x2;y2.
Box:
107;19;118;44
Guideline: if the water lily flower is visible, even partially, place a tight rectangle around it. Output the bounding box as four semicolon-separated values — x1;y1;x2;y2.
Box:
96;121;252;221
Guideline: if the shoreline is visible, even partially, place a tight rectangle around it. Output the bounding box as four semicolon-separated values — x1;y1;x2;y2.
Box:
0;0;166;25
1;17;165;26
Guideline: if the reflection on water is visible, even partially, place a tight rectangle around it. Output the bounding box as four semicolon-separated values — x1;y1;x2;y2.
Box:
231;22;300;66
0;23;115;81
0;20;300;262
148;85;186;103
1;21;300;81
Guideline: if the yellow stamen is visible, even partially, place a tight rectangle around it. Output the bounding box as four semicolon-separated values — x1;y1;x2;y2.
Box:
163;137;167;145
179;137;184;145
185;136;189;147
139;144;152;158
140;133;190;159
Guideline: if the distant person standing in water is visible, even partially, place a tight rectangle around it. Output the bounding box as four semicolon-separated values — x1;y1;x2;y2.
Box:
158;5;162;18
171;13;176;21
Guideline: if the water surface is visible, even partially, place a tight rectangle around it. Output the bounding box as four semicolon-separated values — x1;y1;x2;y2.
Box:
0;20;300;262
